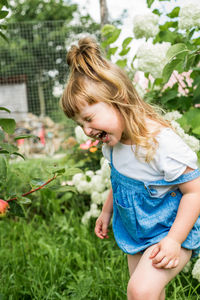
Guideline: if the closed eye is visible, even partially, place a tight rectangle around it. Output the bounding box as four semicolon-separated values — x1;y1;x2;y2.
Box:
85;117;92;122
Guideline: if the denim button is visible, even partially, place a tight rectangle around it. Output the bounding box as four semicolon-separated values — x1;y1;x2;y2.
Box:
171;192;176;197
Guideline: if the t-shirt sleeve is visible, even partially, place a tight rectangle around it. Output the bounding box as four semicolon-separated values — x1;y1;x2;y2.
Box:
102;144;111;162
154;129;198;182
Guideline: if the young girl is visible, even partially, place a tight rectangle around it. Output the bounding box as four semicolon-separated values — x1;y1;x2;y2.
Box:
61;37;200;300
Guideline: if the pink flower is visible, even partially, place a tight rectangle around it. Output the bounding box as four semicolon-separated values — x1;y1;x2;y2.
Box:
0;199;9;217
80;140;99;150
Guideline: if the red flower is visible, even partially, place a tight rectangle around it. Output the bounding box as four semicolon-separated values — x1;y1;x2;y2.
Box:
0;199;9;217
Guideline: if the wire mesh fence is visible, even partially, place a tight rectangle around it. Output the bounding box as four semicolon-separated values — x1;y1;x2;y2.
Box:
0;20;99;127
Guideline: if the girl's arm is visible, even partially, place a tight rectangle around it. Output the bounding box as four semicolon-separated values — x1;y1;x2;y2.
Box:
150;167;200;269
94;188;113;239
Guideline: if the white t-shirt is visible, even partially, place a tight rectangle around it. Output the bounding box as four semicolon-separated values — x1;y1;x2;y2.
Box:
102;128;198;197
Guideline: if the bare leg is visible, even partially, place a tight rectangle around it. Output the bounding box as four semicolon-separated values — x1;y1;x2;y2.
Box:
127;252;142;276
127;245;192;300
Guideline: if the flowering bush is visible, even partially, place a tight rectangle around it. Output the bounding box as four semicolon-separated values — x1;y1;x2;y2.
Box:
72;157;111;224
192;257;200;282
133;12;159;39
164;111;200;153
178;0;200;30
136;42;171;79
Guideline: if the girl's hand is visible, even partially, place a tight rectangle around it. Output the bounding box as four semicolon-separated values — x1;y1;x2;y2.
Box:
95;211;112;239
149;236;181;269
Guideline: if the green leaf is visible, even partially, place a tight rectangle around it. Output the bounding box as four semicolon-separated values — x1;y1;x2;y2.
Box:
166;43;188;61
106;46;118;59
0;155;7;181
30;179;45;187
0;142;18;154
14;134;39;140
12;152;25;160
119;47;130;56
0;107;10;113
159;21;178;31
49;185;77;193
122;37;133;48
0;149;9;154
53;168;65;175
147;0;154;8
70;277;93;300
162;59;182;83
17;196;32;205
9;201;25;217
167;7;180;18
0;118;16;134
101;24;116;36
0;31;8;42
161;90;177;104
1;0;9;8
101;28;121;48
178;108;200;134
64;167;82;177
116;59;127;69
0;10;8;19
193;81;200;101
152;9;161;16
192;126;200;135
157;30;180;43
0;129;5;141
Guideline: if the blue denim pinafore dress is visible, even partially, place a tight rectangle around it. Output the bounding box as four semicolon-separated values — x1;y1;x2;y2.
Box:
110;149;200;257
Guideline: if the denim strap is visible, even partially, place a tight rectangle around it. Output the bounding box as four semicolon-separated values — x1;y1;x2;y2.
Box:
144;168;200;196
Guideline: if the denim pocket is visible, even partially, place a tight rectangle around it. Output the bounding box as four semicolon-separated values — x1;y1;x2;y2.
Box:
114;198;138;239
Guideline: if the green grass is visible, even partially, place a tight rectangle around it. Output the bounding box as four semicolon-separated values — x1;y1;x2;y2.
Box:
0;157;199;299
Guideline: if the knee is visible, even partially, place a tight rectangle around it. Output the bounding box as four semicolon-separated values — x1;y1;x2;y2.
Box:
127;280;158;300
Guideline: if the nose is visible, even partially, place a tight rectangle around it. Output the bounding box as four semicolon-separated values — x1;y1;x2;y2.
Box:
83;124;92;137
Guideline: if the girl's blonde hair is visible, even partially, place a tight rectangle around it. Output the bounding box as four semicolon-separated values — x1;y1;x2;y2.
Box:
61;37;171;162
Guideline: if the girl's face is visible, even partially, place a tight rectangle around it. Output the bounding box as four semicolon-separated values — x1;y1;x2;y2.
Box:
74;102;127;146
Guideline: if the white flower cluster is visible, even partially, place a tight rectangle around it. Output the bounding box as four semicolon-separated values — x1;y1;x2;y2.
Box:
136;42;171;79
164;111;200;153
74;126;88;144
192;257;200;282
178;0;200;30
133;12;159;39
72;157;111;224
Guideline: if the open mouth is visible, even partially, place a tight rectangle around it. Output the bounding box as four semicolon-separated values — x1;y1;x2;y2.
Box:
96;131;109;142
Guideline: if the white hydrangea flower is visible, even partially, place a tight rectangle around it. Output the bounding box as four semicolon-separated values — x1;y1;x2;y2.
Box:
85;170;94;178
170;120;200;152
91;175;105;193
81;203;101;224
164;111;182;121
95;170;102;176
91;191;103;204
178;0;200;30
192;258;200;282
74;126;88;143
81;211;91;225
72;173;85;186
133;12;159;39
101;159;111;180
90;203;101;217
182;260;192;273
76;180;92;194
136;42;171;78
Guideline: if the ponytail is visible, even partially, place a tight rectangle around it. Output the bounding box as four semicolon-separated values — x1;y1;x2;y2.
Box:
67;37;108;81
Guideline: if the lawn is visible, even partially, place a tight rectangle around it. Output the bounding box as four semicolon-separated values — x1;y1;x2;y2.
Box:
0;157;199;299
